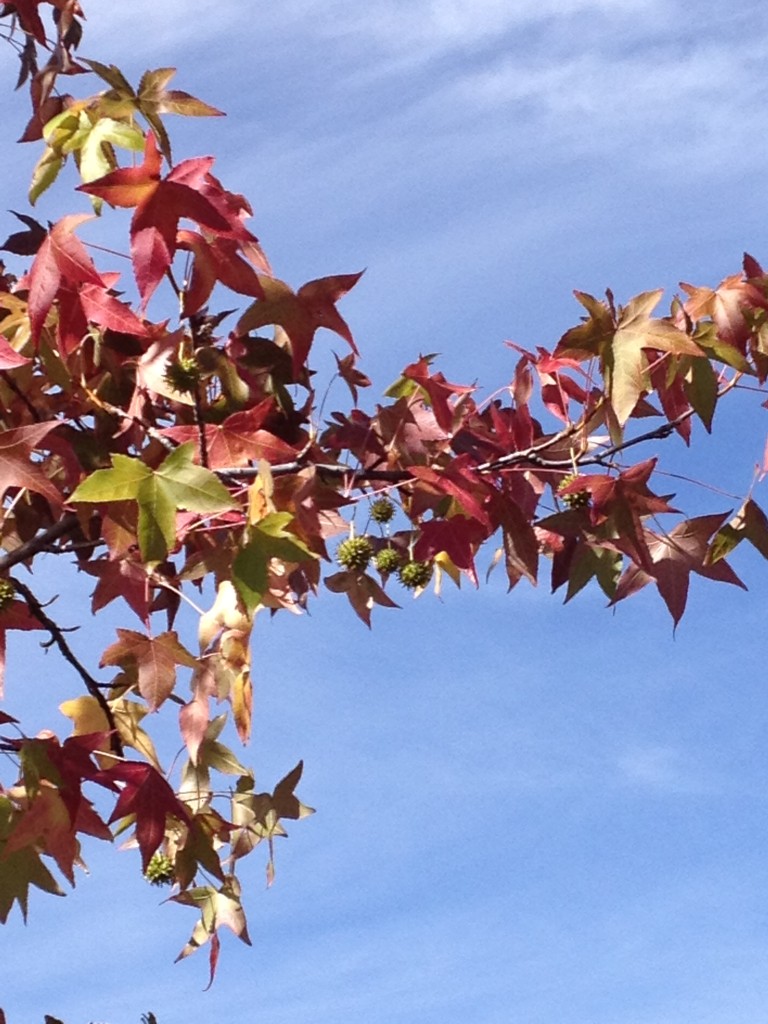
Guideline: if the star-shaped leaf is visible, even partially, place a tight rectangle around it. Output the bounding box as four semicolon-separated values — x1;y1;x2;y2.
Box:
324;569;399;626
236;271;363;376
172;879;251;989
78;133;239;306
100;628;199;710
611;513;745;626
100;761;192;870
0;796;64;922
84;61;223;164
233;512;316;613
70;443;238;563
161;404;296;470
25;214;104;342
413;516;488;586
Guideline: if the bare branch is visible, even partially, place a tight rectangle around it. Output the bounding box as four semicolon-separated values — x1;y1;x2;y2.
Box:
11;576;123;757
0;513;82;574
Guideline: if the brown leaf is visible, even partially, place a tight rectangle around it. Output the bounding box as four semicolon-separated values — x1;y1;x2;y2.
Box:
100;629;199;711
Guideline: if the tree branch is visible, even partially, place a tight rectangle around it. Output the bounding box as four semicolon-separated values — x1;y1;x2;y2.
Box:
0;513;82;574
10;576;123;757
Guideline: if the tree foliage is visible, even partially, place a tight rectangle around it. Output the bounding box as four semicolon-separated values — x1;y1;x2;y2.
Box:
0;0;768;1003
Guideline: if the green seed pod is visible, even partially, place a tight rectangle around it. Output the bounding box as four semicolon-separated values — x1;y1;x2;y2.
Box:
163;355;202;394
397;560;433;589
0;578;16;611
557;473;590;509
336;536;374;571
144;852;175;886
370;497;396;524
374;547;402;575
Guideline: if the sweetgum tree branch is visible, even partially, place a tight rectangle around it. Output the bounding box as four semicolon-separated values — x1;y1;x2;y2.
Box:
10;576;123;757
0;513;82;574
213;404;701;484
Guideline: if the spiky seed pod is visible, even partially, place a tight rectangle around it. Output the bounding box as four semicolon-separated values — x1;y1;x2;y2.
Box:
397;560;433;589
336;536;374;571
374;547;402;575
557;473;590;509
0;578;15;611
163;355;202;394
370;497;396;524
144;852;174;886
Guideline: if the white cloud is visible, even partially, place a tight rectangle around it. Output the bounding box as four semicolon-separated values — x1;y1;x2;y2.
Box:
331;0;660;55
616;743;713;794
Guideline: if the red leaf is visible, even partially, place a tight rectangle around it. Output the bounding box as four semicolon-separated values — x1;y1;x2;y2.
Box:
10;0;48;45
612;513;745;626
78;282;150;338
570;459;676;572
161;404;296;469
82;555;152;626
103;761;192;870
79;134;237;307
236;272;363;376
413;516;487;585
0;336;31;369
0;422;63;510
681;272;768;355
402;357;475;433
409;457;492;528
325;570;399;626
26;214;104;342
177;229;266;316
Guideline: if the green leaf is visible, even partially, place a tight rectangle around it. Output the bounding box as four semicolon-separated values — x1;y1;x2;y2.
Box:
707;523;742;564
694;322;752;373
199;739;249;776
79;117;145;185
137;474;177;565
70;454;150;502
606;292;704;425
233;513;315;613
743;498;768;560
0;797;64;922
605;333;650;426
684;356;718;432
72;446;237;564
83;59;135;93
29;149;64;206
155;443;238;514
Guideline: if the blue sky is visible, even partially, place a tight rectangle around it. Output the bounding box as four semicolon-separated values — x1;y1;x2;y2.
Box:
3;2;768;1022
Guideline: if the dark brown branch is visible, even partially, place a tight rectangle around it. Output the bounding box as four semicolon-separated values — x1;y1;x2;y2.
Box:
0;370;42;422
192;383;209;469
10;576;123;757
187;315;212;470
214;412;684;484
0;513;82;574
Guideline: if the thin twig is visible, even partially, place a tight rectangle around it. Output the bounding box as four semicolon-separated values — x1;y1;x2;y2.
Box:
0;370;42;422
10;576;123;757
187;317;210;468
192;383;209;468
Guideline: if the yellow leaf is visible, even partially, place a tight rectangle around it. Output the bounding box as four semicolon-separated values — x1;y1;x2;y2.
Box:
231;670;253;745
59;696;116;768
59;695;110;734
111;698;161;770
433;550;462;594
247;460;275;525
